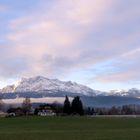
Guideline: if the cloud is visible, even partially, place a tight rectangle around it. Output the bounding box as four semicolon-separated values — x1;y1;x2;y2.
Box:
94;48;140;83
64;0;113;26
2;0;113;77
0;0;140;89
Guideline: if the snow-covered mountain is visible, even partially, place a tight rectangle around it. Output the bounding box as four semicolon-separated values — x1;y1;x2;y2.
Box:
0;76;97;96
107;90;128;96
0;76;140;99
1;76;140;107
0;85;15;93
105;88;140;98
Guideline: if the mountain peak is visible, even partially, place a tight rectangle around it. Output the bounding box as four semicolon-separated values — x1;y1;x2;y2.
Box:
0;76;96;96
20;76;47;82
0;85;15;93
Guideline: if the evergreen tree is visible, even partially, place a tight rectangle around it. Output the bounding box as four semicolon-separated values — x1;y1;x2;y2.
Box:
71;96;84;115
63;96;71;115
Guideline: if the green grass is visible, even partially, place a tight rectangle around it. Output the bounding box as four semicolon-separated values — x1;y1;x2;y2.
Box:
0;116;140;140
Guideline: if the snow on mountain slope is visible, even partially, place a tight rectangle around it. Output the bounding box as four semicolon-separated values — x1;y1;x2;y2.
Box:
106;88;140;98
108;90;128;96
1;76;140;98
1;85;15;93
0;76;96;96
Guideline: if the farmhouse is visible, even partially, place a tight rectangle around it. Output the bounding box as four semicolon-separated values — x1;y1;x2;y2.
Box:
38;106;56;116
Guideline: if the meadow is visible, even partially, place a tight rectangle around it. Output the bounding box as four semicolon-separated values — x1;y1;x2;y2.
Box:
0;116;140;140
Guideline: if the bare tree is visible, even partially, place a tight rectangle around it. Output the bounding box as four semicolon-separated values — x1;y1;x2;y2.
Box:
22;97;31;115
0;98;4;111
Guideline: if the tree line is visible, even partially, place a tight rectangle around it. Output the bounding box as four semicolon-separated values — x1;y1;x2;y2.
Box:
1;96;140;116
92;104;140;115
0;96;84;116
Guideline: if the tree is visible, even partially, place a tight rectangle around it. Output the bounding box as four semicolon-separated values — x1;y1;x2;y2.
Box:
51;102;63;115
109;106;120;115
63;96;71;115
0;98;4;111
121;105;133;115
71;96;84;115
22;97;31;115
34;108;39;115
86;107;95;115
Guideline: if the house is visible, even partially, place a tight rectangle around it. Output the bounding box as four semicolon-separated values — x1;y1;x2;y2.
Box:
37;106;56;116
38;110;56;116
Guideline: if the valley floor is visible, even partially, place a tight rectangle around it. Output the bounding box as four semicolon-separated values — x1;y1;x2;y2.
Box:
0;116;140;140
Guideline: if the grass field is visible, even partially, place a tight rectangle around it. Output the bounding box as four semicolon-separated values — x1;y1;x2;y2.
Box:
0;116;140;140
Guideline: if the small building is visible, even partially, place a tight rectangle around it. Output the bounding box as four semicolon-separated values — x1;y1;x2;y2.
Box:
38;110;56;116
37;106;56;116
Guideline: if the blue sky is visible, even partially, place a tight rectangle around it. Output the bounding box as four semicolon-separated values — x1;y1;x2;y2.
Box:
0;0;140;91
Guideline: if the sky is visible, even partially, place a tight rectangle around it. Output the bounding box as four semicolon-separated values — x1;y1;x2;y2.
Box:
0;0;140;91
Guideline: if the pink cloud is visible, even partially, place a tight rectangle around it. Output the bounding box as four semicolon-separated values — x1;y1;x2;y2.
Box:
0;0;140;90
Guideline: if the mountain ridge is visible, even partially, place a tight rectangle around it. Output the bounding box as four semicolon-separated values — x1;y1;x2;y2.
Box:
0;76;97;96
0;76;140;98
0;76;140;107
